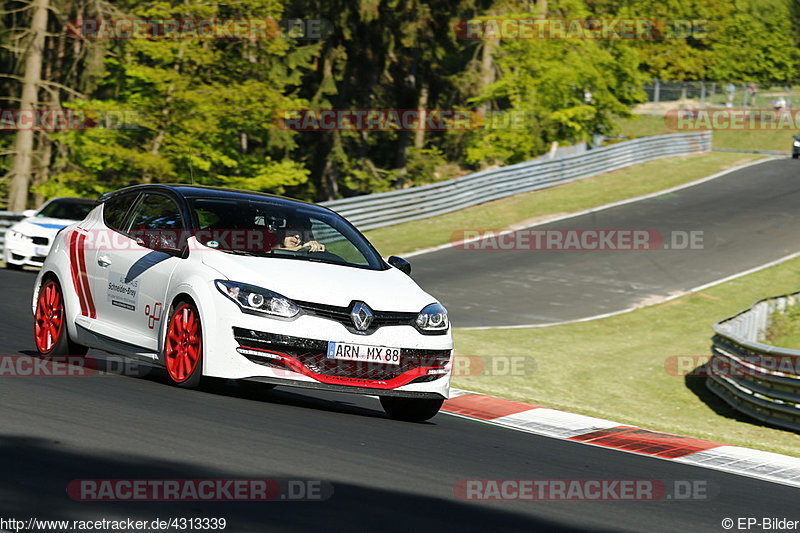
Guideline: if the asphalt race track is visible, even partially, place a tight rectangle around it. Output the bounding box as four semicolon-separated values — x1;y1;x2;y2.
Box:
412;159;800;327
3;160;800;532
1;269;799;532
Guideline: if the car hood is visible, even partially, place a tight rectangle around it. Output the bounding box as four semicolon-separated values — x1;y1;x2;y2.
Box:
199;249;438;312
11;217;74;237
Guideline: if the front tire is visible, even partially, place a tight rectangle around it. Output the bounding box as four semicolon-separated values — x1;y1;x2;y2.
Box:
380;396;444;422
793;153;799;159
33;279;88;357
163;301;203;389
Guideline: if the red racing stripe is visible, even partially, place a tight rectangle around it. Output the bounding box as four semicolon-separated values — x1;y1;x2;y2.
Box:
68;231;89;317
75;232;96;318
241;346;441;390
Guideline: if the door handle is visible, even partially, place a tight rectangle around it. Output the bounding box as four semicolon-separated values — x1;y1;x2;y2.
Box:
97;256;112;268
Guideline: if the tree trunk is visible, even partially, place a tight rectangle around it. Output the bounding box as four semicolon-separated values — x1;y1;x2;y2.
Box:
413;84;429;150
142;45;185;184
320;133;340;201
32;132;51;207
311;47;340;200
7;0;50;211
476;40;495;117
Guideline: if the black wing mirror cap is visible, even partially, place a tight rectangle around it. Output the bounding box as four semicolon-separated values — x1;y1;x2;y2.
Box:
388;255;411;276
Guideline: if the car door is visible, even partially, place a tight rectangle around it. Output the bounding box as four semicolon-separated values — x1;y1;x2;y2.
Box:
89;192;185;352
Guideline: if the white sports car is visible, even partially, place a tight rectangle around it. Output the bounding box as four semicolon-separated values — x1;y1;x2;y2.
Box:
31;185;453;421
4;197;96;269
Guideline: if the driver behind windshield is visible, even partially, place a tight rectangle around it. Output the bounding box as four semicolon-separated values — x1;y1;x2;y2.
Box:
273;227;325;252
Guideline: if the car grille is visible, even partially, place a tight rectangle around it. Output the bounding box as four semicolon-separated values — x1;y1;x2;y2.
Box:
233;327;450;382
31;237;48;246
294;299;418;334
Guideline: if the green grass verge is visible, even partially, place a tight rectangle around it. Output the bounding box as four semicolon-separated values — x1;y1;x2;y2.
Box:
618;115;795;153
365;151;764;257
452;257;800;457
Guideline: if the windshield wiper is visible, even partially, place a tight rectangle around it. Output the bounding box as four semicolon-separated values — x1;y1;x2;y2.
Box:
219;249;265;257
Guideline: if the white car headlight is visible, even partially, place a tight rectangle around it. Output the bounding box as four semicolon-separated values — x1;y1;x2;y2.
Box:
416;303;449;333
215;280;300;319
7;230;31;242
793;141;800;147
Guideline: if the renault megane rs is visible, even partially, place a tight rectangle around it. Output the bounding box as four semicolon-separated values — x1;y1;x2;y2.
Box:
32;185;453;421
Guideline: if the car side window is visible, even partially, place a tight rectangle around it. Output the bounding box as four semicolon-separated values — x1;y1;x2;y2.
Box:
126;193;184;232
103;193;138;231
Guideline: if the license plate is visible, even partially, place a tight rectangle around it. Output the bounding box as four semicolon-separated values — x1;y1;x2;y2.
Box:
326;342;401;365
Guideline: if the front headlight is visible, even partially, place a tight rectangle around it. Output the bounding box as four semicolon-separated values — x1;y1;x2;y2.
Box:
416;303;449;332
215;280;300;319
793;141;800;147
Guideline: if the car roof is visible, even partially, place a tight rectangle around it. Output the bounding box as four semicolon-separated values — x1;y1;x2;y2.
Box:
99;184;328;212
47;197;97;204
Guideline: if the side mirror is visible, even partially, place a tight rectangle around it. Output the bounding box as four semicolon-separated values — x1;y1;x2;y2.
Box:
22;209;37;218
388;255;411;276
152;233;185;257
134;230;185;257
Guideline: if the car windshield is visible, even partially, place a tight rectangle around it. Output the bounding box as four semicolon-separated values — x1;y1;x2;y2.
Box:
37;199;94;220
189;197;386;270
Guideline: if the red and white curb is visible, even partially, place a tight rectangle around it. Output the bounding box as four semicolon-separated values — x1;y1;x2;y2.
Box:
442;389;800;489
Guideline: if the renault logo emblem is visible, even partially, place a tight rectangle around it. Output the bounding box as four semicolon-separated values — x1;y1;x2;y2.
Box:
351;302;374;331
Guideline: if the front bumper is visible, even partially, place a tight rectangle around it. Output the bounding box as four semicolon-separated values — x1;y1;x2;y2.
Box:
202;291;454;399
3;237;51;267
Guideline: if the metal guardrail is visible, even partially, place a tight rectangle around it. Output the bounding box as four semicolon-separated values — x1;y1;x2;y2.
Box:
0;212;24;252
0;132;711;250
709;292;800;432
321;131;712;231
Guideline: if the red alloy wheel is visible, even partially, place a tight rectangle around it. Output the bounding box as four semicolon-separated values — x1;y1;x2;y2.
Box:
164;303;202;383
34;280;65;354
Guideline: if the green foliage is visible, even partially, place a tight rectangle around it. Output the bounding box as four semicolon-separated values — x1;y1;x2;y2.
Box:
4;0;799;205
402;146;448;185
708;0;800;83
47;0;313;199
615;0;799;84
460;2;647;167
